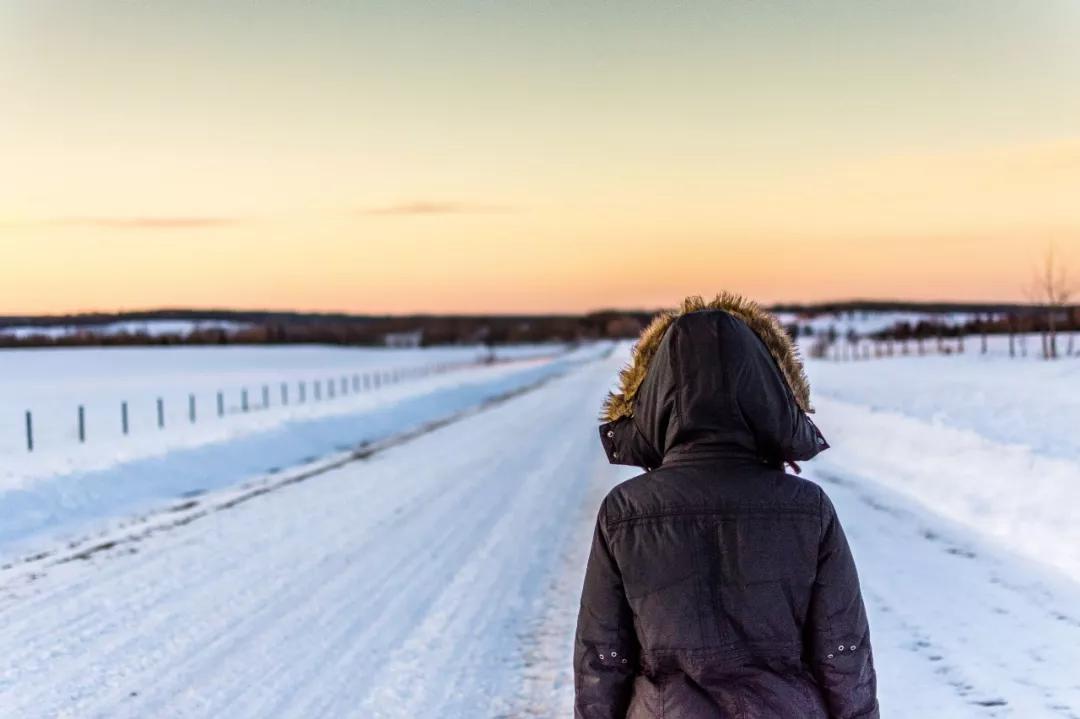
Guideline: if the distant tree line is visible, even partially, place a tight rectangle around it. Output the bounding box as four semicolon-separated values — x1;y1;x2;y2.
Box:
0;309;657;349
3;301;1078;352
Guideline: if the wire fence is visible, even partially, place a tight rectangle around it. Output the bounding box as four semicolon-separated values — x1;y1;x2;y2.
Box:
18;357;488;453
808;331;1079;362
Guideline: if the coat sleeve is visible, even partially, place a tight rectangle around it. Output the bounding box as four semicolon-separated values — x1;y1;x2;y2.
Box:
574;501;639;719
806;490;879;719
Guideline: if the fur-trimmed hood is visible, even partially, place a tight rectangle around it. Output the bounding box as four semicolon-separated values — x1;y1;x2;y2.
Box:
601;293;812;423
597;293;827;470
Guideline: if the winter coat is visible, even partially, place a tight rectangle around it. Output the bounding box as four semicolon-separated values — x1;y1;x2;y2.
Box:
575;294;878;719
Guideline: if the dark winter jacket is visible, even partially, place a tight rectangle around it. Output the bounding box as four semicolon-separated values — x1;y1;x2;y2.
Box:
575;294;878;719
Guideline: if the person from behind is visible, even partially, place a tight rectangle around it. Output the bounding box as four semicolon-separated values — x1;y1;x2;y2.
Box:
575;293;878;718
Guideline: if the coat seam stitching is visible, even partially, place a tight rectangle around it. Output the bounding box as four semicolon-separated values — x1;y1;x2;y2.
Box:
607;507;818;530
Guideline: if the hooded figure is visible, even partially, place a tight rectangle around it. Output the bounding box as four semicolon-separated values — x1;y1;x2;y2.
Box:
575;294;878;719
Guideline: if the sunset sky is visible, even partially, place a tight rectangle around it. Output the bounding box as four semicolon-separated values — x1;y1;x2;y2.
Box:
2;0;1079;315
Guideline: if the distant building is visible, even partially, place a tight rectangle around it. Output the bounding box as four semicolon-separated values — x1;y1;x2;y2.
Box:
383;329;423;348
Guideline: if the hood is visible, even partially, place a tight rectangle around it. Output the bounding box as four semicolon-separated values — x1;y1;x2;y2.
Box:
598;293;828;470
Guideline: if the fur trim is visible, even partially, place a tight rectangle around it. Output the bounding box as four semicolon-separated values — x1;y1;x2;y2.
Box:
600;292;812;421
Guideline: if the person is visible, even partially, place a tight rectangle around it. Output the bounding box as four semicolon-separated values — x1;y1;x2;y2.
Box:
575;294;878;718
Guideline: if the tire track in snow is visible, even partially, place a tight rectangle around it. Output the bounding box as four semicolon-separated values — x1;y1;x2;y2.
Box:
813;469;1080;718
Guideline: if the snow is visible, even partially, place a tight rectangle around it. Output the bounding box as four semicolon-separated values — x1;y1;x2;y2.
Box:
0;343;580;557
0;343;559;464
0;340;1078;717
809;464;1080;718
0;319;253;339
807;334;1080;460
806;338;1080;582
0;345;632;719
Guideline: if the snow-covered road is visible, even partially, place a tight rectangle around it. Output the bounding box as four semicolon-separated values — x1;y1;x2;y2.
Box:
0;349;629;718
1;349;1078;718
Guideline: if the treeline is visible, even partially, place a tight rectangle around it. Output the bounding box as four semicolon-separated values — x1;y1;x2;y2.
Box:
772;300;1039;315
0;309;656;348
3;302;1078;349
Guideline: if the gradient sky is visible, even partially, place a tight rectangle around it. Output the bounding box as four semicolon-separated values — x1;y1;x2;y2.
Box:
2;0;1079;314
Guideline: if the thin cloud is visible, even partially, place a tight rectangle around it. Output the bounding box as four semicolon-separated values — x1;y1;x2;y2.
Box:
53;216;241;229
362;201;513;217
0;216;241;229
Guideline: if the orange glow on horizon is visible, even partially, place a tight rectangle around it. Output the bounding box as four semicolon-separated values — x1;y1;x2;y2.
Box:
3;2;1079;315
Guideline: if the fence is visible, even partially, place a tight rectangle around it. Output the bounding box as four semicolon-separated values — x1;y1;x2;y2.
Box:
809;330;1079;362
18;358;486;454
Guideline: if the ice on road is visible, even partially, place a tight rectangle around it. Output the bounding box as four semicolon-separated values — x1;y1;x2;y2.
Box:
1;349;1079;718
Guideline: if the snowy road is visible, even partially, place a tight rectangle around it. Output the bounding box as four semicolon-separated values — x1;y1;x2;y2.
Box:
812;466;1080;718
0;349;629;718
2;349;1079;718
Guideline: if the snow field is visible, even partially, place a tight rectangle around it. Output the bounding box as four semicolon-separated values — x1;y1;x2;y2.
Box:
0;344;586;558
806;345;1080;582
0;344;559;459
0;340;1078;717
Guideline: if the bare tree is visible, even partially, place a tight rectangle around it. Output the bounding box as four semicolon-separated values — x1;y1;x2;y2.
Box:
1027;244;1075;360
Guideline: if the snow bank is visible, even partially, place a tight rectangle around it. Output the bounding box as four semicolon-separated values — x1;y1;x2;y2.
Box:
807;336;1080;459
807;347;1080;582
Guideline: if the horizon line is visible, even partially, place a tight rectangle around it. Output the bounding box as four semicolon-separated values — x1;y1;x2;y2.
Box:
0;298;1066;323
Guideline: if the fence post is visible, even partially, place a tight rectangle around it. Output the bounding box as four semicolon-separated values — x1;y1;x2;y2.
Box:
352;374;359;392
189;393;196;423
77;404;85;442
157;397;165;429
281;382;289;405
314;380;321;401
262;384;270;409
328;378;335;399
122;401;129;435
341;376;347;395
299;381;306;403
25;410;33;452
217;391;225;417
242;389;249;412
363;373;370;390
